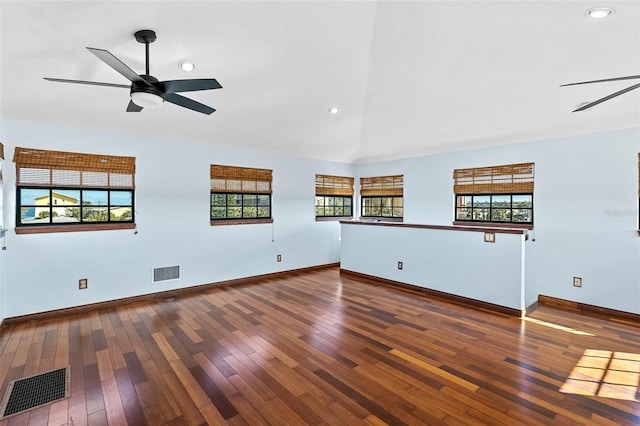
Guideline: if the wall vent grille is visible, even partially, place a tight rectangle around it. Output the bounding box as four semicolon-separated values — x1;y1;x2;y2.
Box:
153;265;180;283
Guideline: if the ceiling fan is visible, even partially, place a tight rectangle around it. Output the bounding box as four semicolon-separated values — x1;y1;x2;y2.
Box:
44;29;221;115
561;74;640;112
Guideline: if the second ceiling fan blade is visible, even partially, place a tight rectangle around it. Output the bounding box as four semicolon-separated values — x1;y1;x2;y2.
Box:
573;82;640;112
43;77;130;88
165;93;215;114
87;47;149;85
158;78;222;94
561;75;640;87
126;100;143;112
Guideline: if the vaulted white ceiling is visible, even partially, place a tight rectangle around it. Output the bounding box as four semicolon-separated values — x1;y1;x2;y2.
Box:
1;1;639;163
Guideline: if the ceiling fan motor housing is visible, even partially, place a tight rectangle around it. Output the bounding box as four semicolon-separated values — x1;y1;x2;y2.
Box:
130;75;164;107
130;75;162;96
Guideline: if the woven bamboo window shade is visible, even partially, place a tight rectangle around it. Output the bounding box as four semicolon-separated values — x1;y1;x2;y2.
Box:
13;147;135;188
360;175;403;196
210;165;272;194
315;174;354;196
453;162;534;194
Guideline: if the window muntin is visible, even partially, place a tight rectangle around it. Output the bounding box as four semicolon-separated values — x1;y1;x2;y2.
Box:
453;163;533;226
13;147;135;231
456;194;532;224
315;196;352;217
18;187;134;226
362;196;403;218
210;193;271;220
315;174;354;219
210;165;273;223
360;175;403;220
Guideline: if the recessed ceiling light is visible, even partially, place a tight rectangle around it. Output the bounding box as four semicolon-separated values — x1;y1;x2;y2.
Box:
178;60;195;72
585;6;614;19
328;106;340;114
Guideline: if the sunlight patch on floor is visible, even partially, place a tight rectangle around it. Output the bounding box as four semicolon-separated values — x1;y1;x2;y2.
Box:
523;317;595;336
560;349;640;401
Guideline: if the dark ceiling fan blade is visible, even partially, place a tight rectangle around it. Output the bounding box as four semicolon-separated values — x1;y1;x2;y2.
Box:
561;75;640;87
87;47;149;85
44;77;130;89
573;82;640;112
157;78;222;94
126;100;143;112
164;93;215;114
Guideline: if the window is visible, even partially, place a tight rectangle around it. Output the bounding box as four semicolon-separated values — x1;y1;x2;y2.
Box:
453;162;534;226
455;194;533;223
14;147;135;233
315;174;354;219
210;164;272;225
360;175;403;220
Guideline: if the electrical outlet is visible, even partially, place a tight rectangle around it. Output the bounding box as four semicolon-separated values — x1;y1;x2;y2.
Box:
277;254;282;262
484;232;495;243
397;261;403;270
573;277;582;287
79;278;88;290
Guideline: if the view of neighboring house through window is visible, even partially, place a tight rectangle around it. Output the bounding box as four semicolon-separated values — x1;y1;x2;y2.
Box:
315;174;354;219
210;164;273;224
14;147;135;232
453;162;534;226
360;175;403;220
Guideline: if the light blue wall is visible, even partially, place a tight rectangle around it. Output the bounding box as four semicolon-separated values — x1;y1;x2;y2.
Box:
1;119;350;317
354;127;640;313
2;118;638;318
341;223;526;310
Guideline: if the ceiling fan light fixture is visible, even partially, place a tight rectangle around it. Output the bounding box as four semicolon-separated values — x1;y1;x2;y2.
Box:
585;6;614;19
131;91;164;108
178;60;195;72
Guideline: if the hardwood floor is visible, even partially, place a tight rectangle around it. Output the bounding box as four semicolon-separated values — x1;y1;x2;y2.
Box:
1;267;639;425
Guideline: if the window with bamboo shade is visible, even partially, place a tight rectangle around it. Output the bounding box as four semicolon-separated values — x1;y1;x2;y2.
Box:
13;147;135;233
453;162;534;226
360;175;403;220
210;164;273;225
315;174;354;219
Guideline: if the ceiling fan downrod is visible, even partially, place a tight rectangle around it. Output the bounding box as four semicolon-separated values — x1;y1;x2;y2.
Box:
134;29;156;76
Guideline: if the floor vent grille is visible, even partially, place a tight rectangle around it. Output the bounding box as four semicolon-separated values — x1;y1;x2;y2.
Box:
0;366;70;419
153;265;180;283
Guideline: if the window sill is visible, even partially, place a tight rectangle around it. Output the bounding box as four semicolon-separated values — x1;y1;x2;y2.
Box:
15;223;135;234
453;221;533;230
210;218;274;226
359;217;404;223
315;216;354;222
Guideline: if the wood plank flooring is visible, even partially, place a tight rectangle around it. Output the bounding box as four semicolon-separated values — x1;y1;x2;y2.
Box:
1;267;639;425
